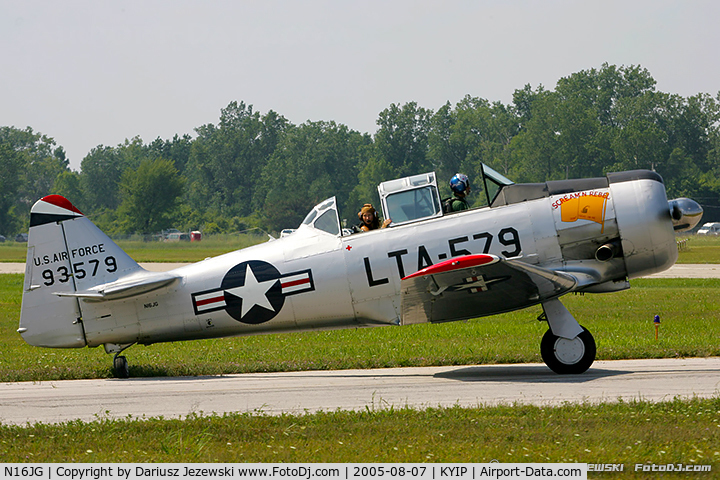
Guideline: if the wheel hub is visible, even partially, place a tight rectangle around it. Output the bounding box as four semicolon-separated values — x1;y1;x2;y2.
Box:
554;336;585;365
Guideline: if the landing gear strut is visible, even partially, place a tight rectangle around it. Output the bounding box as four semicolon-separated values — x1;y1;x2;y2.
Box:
539;299;596;374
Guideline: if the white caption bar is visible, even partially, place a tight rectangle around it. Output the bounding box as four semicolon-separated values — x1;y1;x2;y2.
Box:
1;464;587;480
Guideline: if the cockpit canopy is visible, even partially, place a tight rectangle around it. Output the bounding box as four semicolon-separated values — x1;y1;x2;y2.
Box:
297;165;519;236
479;164;515;206
301;197;341;235
377;172;443;226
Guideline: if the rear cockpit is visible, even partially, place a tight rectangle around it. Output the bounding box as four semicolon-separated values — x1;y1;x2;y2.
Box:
377;172;443;226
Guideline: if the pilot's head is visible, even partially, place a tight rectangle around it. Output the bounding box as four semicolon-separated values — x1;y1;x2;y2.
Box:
450;173;470;197
359;204;377;224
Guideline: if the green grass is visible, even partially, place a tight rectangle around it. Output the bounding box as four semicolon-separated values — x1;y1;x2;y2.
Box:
1;275;719;382
114;233;268;262
676;235;720;263
1;399;718;469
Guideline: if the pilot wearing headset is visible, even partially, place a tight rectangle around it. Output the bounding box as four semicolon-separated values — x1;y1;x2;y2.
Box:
357;204;391;231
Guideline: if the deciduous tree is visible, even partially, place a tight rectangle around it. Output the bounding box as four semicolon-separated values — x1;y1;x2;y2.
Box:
117;158;185;234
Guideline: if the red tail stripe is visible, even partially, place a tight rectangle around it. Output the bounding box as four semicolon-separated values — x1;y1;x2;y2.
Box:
41;195;83;215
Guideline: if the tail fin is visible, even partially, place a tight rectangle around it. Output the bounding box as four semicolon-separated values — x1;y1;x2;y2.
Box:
19;195;144;348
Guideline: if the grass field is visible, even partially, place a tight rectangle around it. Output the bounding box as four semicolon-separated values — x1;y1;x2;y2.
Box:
1;399;718;469
0;234;718;263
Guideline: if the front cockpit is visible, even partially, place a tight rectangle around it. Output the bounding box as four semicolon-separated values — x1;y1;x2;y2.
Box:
300;197;342;236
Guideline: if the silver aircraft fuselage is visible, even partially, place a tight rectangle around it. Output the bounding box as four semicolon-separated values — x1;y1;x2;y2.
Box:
19;168;701;375
75;172;675;346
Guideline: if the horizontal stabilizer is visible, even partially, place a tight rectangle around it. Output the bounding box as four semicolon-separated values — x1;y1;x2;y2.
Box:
401;254;577;325
54;271;181;301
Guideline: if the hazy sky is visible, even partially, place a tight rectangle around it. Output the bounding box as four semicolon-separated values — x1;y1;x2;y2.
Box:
1;0;718;171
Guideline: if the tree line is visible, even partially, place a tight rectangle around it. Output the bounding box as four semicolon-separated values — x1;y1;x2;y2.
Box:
1;63;719;238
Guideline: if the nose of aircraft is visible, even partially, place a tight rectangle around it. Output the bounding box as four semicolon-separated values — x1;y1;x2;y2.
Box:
669;198;703;232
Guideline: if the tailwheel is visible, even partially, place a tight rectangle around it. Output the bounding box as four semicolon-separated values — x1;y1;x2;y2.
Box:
540;326;596;374
106;343;135;378
113;354;129;378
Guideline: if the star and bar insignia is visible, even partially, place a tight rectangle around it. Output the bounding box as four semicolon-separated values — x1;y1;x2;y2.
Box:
191;260;314;325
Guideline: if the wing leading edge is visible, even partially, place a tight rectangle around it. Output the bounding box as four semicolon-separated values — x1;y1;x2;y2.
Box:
400;254;577;325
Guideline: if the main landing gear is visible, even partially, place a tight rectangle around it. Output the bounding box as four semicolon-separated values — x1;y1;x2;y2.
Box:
538;299;597;374
540;326;596;374
105;343;134;378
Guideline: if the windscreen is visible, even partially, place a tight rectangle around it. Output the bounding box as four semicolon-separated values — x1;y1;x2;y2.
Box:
385;186;441;224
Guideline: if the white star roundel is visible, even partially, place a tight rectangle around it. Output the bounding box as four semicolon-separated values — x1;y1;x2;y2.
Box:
191;260;314;325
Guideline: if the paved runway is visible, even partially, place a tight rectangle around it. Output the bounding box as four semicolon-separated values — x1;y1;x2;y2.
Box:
1;358;718;425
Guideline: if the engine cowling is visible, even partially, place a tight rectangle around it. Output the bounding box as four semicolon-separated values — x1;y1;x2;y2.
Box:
608;171;695;279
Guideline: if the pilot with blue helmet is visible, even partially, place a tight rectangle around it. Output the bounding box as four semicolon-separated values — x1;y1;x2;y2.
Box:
443;173;471;213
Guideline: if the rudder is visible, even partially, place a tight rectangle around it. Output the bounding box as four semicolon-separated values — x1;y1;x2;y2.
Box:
19;195;143;348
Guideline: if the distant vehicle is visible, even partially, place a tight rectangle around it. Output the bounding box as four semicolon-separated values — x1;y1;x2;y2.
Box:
697;222;720;236
166;232;190;242
160;228;181;240
15;233;28;242
0;235;5;243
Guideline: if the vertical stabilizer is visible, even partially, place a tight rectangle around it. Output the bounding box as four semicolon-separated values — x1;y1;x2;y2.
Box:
19;195;143;348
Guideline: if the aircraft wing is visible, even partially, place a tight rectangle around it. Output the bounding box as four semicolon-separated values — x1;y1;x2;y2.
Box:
400;254;577;325
54;271;181;302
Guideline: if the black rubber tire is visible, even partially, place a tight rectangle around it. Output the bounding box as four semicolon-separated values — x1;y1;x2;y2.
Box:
540;326;596;374
113;355;130;378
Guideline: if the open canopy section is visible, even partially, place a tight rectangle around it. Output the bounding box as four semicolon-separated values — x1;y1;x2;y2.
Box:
300;197;341;236
480;164;515;206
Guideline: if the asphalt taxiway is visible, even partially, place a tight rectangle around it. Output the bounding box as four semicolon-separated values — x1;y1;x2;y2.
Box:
1;358;719;425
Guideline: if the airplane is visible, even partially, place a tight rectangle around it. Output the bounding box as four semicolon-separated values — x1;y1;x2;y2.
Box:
18;165;703;378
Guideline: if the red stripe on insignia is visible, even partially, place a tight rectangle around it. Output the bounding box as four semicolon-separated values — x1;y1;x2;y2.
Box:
195;295;225;307
281;278;310;288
